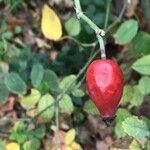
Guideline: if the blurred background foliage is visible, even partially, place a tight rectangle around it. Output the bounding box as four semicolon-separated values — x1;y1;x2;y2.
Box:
0;0;150;149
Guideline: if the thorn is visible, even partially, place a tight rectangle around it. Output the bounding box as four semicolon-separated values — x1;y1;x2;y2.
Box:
100;30;105;36
95;29;105;37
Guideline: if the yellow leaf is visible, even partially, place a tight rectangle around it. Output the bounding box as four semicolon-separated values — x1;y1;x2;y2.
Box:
6;143;20;150
26;108;38;117
65;129;76;145
41;4;62;41
71;142;82;150
65;146;74;150
20;89;41;110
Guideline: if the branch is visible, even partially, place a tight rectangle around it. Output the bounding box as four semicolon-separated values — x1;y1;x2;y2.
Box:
55;100;60;149
105;0;127;33
31;49;99;122
74;0;105;36
74;0;106;59
104;0;112;29
30;0;127;124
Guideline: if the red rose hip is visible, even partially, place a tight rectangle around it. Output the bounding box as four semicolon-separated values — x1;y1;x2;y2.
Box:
86;59;124;119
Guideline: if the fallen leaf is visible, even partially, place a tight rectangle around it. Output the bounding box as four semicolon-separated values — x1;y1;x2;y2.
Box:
6;142;20;150
126;0;139;17
112;137;132;150
49;0;74;8
0;62;9;73
64;129;76;145
71;142;82;150
96;141;108;150
104;136;113;146
35;37;51;48
41;4;62;41
20;89;41;110
0;113;17;135
51;126;66;145
60;121;69;130
64;146;73;150
26;108;38;117
23;28;35;45
0;96;15;116
50;49;58;61
7;15;25;31
110;148;128;150
43;138;52;150
14;38;24;46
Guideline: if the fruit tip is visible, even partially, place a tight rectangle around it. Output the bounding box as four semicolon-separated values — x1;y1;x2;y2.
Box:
102;116;116;127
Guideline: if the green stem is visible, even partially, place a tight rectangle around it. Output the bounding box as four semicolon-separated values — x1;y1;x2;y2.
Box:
55;100;60;149
31;0;127;124
74;0;105;36
74;0;106;59
104;0;112;29
74;0;82;15
31;49;99;122
105;0;127;33
76;74;85;88
96;34;106;59
80;14;105;35
77;0;127;87
59;36;97;48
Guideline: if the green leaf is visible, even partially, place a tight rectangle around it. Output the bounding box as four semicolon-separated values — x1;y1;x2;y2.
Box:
93;0;106;6
115;108;132;138
10;121;28;144
72;88;85;97
113;19;138;45
10;131;27;144
131;86;144;107
36;81;49;94
129;140;142;150
65;129;76;145
75;112;85;123
6;48;20;58
4;73;27;94
121;85;134;105
30;125;46;139
23;138;40;150
81;0;91;5
130;31;150;56
20;89;41;110
146;140;150;150
0;83;9;103
83;100;99;115
0;139;5;150
60;75;77;93
122;116;150;139
15;25;22;34
30;63;44;87
14;121;27;132
65;16;81;36
116;109;132;123
59;94;74;114
43;69;60;92
0;69;4;78
132;55;150;75
138;76;150;95
86;5;96;16
2;31;13;40
72;96;83;106
38;94;55;121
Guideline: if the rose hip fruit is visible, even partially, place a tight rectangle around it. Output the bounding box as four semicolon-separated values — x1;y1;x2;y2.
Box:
86;59;124;119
